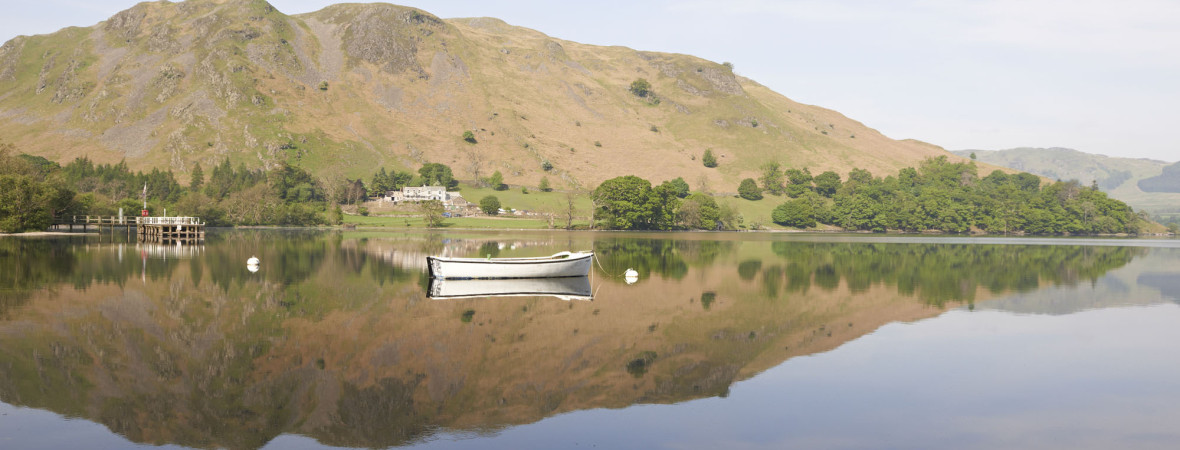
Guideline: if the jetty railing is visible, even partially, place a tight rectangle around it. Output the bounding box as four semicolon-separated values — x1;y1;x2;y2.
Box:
50;215;206;243
137;216;203;226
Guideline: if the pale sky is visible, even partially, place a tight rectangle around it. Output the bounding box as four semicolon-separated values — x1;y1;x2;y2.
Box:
2;0;1178;162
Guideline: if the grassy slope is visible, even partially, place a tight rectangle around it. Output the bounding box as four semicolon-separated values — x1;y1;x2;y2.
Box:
0;0;977;194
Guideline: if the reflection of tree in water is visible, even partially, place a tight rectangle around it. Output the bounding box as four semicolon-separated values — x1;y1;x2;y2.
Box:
1;233;1147;449
593;238;736;280
207;230;329;289
764;242;1141;305
0;239;77;318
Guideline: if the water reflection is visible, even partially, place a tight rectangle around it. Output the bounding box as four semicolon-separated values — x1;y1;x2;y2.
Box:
0;232;1172;449
428;277;592;301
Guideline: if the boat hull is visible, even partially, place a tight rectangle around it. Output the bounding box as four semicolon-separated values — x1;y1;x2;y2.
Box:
427;252;593;279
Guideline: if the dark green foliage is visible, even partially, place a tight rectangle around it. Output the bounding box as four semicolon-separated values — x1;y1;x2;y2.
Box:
539;176;552;192
462;130;477;144
760;163;784;196
592;175;678;230
1138;162;1180;193
772;197;816;228
330;204;343;225
700;292;716;310
1099;169;1132;190
748;156;1145;234
678;193;723;230
202;158;265;201
766;241;1138;306
417;163;457;189
17;154;60;176
460;309;475;323
0;175;65;232
370;168;414;193
738;178;763;200
541;160;553;171
813;171;841;197
189;163;204;192
737;260;761;280
270;163;325;204
784;167;813;198
629;78;651;97
625;351;658;377
702;149;718;168
479;195;501;215
661;177;691;198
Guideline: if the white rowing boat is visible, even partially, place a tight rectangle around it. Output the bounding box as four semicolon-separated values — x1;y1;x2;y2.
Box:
428;276;592;301
427;251;593;279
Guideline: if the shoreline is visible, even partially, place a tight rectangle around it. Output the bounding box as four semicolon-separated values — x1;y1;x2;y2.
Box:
0;231;100;237
3;227;1173;238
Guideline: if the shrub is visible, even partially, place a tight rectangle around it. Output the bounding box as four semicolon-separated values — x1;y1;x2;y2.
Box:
318;81;328;91
539;176;552;192
541;160;553;171
738;178;762;200
771;198;817;228
702;149;718;168
629;78;650;97
489;171;506;190
462;130;477;143
358;206;369;216
480;195;501;215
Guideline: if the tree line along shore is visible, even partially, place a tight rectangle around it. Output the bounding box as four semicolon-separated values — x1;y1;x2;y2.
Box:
1;141;1168;235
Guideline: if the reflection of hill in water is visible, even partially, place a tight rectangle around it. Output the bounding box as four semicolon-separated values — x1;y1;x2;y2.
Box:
0;233;1153;448
979;249;1179;315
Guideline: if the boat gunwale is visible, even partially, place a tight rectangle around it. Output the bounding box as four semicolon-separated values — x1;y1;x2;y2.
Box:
428;252;593;265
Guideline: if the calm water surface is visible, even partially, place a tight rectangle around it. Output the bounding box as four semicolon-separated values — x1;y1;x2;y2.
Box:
2;230;1179;449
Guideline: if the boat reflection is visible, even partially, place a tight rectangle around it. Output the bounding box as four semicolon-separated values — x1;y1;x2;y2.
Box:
428;276;593;301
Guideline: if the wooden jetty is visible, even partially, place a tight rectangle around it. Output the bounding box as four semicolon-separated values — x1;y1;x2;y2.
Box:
136;216;205;243
52;215;205;243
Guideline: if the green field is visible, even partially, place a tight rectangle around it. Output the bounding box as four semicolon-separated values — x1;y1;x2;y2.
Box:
346;182;813;231
344;212;585;230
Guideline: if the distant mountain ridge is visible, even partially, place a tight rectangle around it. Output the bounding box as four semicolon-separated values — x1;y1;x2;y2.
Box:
1138;161;1180;194
954;147;1180;213
0;0;971;191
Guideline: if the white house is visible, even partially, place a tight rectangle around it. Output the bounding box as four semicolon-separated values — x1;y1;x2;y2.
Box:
380;186;465;207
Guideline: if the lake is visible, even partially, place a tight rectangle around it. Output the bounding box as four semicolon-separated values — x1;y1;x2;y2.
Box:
2;230;1180;449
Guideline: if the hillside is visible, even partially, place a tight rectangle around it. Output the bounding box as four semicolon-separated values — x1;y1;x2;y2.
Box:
1138;161;1180;194
955;147;1180;213
0;0;971;192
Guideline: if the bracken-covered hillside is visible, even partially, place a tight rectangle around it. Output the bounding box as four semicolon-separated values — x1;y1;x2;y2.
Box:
0;0;968;190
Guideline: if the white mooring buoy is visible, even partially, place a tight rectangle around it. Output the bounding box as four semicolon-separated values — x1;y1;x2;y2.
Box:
624;268;639;284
